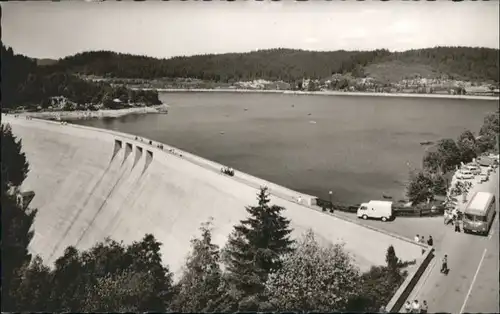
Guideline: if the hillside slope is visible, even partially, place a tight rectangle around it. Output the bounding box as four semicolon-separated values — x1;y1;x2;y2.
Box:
1;43;161;110
52;47;499;83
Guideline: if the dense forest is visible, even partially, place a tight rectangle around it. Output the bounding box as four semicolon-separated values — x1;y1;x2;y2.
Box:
1;43;161;110
50;47;500;83
2;124;410;312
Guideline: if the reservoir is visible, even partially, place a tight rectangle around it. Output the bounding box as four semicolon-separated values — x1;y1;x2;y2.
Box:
74;92;498;204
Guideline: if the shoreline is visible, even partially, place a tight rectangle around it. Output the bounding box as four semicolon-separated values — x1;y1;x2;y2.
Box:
139;88;500;101
13;103;169;121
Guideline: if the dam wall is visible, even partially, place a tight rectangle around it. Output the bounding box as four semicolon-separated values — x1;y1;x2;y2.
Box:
2;115;422;278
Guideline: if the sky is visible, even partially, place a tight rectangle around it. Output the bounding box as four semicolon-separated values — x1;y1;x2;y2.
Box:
1;0;499;60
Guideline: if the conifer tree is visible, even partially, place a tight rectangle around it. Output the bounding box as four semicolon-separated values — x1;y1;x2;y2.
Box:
222;187;295;304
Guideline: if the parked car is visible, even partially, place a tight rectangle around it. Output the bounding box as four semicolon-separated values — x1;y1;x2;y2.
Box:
477;156;495;167
478;173;489;183
457;170;474;180
465;165;481;175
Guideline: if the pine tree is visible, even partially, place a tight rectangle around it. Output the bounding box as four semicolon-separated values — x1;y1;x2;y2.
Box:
222;187;295;305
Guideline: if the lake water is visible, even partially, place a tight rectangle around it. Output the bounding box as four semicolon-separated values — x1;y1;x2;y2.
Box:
74;92;498;204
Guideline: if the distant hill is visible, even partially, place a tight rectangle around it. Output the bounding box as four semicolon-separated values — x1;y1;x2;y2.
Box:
51;47;499;83
1;43;161;110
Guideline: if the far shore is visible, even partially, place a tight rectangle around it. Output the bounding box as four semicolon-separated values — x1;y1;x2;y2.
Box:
137;87;499;101
12;103;169;121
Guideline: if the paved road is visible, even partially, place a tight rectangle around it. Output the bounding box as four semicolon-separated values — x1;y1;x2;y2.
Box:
402;169;499;314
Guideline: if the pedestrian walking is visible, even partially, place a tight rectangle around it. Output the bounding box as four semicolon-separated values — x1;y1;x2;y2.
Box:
454;217;461;232
427;235;433;247
421;300;428;313
441;254;448;273
420;236;425;244
404;300;412;313
411;300;421;313
414;234;420;243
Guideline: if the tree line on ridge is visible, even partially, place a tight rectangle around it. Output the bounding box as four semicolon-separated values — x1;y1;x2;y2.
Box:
1;43;161;111
49;47;499;84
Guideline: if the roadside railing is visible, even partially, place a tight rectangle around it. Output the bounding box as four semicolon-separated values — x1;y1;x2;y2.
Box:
385;247;435;313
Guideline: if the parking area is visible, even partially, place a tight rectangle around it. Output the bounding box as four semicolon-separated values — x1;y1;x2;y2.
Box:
399;159;499;313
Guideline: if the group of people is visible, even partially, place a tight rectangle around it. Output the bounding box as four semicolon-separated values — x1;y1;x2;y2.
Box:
404;299;428;313
414;234;433;250
167;148;183;157
221;166;235;176
12;114;34;120
134;136;167;152
415;234;433;254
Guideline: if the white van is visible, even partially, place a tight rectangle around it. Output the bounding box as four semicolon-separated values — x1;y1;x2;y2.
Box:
357;200;393;222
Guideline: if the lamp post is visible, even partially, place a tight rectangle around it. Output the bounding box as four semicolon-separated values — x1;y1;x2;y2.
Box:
329;191;333;213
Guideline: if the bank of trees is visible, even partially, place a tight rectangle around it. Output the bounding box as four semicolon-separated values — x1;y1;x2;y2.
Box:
407;110;499;204
1;43;161;110
50;47;499;84
2;124;410;312
53;49;391;83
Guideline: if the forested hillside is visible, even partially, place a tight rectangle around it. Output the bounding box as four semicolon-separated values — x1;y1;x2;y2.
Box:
1;43;161;110
52;48;390;82
52;47;499;83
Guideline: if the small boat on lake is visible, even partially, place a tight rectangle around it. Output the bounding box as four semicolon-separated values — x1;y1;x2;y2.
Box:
420;141;434;146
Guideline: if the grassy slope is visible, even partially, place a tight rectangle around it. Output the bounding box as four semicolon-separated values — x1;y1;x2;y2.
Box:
364;61;438;83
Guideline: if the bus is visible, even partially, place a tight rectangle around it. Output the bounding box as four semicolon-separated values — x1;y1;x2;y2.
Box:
463;191;496;236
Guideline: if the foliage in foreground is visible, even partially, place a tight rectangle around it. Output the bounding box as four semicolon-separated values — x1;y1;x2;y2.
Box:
1;124;36;310
265;230;361;311
9;236;173;312
170;219;224;312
